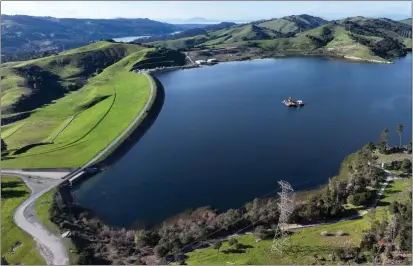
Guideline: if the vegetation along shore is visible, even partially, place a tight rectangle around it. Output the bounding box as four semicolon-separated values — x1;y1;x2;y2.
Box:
1;12;412;266
31;128;412;265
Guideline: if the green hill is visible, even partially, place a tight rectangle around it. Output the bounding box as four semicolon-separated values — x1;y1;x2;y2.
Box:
150;23;286;49
151;16;409;63
1;41;147;116
1;14;186;55
258;14;328;34
1;41;185;168
399;18;412;25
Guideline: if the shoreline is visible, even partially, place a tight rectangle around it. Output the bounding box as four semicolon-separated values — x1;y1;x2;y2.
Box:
68;52;407;227
186;47;406;65
6;72;159;265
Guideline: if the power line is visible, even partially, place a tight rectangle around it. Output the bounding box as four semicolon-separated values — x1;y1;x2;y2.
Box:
176;187;282;255
176;179;311;257
271;181;294;255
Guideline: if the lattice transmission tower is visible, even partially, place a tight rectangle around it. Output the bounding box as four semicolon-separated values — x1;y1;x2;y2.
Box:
271;180;295;255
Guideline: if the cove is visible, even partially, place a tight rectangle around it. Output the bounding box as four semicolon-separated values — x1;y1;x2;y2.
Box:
74;55;412;228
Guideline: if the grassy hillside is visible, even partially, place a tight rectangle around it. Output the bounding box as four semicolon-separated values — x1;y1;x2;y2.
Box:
258;14;328;34
1;42;184;168
399;18;412;25
151;24;285;49
1;176;45;265
185;178;412;265
1;41;146;116
1;14;184;55
151;16;409;63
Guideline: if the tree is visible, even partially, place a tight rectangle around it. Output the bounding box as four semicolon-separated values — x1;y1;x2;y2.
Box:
1;256;9;265
377;128;389;153
401;159;412;173
213;241;222;252
154;243;169;258
228;238;238;246
397;124;404;147
1;139;7;151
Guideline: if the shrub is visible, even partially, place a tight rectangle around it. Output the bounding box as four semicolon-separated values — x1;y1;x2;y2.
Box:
154;243;169;257
335;230;346;236
254;226;273;240
320;231;330;236
213;241;222;251
228;238;238;246
401;159;412;172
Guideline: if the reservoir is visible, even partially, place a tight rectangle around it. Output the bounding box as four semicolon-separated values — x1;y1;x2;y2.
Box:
75;55;412;228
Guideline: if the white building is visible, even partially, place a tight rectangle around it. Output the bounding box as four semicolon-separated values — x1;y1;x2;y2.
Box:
195;60;207;65
207;58;218;63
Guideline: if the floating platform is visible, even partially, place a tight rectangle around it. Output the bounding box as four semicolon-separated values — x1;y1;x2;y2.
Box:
282;98;304;107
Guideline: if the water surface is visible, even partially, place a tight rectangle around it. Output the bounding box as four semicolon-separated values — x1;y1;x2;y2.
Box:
75;55;412;228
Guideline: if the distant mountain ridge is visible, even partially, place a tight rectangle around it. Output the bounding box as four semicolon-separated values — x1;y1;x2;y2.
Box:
2;14;411;63
148;14;411;63
399;18;412;25
1;14;196;55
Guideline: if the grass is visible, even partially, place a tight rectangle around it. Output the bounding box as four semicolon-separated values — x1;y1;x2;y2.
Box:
186;217;369;265
331;152;357;182
258;18;299;33
35;187;81;264
1;176;45;265
373;150;412;164
35;188;60;235
185;177;412;265
155;21;399;63
1;42;184;168
1;41;145;116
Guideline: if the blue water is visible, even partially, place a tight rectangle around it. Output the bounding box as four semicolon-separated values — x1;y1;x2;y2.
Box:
75;55;412;228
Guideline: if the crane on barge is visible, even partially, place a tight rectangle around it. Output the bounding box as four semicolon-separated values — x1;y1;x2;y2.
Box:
282;97;304;107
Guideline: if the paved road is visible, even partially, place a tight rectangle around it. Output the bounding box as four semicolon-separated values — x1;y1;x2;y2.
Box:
5;72;155;265
1;170;69;179
13;175;68;265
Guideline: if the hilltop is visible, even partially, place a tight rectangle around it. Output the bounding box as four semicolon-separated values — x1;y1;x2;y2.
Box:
147;15;411;63
399;18;412;25
1;41;185;168
1;14;197;56
257;14;328;34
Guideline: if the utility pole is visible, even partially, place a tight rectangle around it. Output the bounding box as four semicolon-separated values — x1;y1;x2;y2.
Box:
271;181;295;255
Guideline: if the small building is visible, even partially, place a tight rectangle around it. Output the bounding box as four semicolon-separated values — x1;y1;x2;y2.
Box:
207;58;218;63
195;60;207;65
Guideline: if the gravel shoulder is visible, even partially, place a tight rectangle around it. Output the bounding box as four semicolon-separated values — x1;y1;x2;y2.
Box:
13;175;68;265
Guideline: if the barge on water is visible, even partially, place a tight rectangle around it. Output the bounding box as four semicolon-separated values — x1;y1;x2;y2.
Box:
282;97;304;107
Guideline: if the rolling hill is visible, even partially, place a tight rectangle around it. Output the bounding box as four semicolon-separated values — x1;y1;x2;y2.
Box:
257;14;328;34
399;18;412;25
1;42;147;116
1;14;196;56
1;41;185;167
149;15;411;63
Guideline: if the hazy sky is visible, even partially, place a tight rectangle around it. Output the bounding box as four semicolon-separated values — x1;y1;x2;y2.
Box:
1;1;411;22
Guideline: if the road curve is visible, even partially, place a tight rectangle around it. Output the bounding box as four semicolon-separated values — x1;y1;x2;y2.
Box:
8;72;156;265
13;175;68;265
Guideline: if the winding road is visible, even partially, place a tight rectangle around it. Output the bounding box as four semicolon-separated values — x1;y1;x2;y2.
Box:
2;72;155;265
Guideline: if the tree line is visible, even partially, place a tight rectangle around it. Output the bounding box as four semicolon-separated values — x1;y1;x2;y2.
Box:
45;127;410;264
